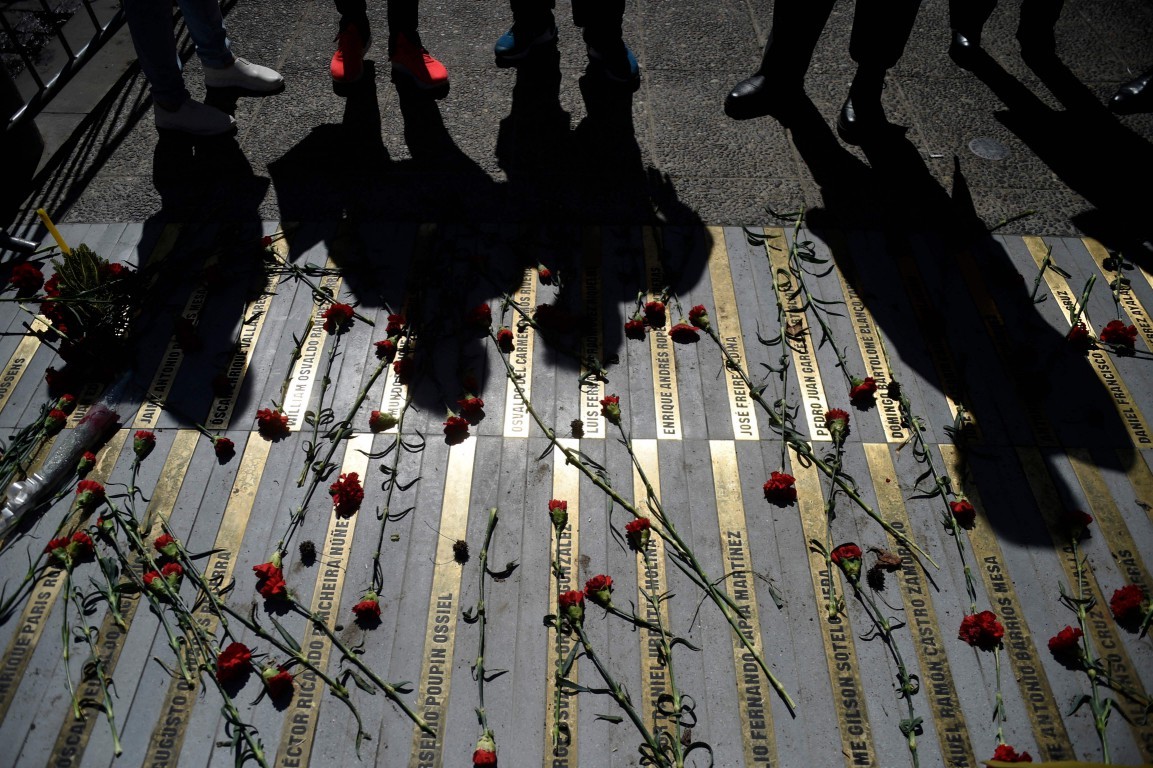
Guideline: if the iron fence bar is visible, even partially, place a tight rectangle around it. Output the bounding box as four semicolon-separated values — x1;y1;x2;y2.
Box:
2;0;126;132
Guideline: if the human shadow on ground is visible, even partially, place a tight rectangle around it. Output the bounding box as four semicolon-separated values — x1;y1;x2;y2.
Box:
772;92;1138;548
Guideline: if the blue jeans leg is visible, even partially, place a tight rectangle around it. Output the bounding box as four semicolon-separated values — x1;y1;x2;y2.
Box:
177;0;234;69
122;0;234;107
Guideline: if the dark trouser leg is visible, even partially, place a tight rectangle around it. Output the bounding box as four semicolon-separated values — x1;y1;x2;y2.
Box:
571;0;624;48
848;0;921;100
388;0;419;48
948;0;996;41
334;0;369;39
756;0;837;85
1018;0;1064;50
510;0;555;29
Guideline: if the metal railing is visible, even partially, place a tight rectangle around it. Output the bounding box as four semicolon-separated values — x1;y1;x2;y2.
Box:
1;0;126;131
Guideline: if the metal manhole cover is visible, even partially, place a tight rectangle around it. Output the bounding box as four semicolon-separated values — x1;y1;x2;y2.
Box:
968;137;1010;160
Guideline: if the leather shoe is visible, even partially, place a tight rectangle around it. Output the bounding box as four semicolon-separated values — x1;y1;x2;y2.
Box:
724;73;801;120
836;95;885;145
1111;67;1153;114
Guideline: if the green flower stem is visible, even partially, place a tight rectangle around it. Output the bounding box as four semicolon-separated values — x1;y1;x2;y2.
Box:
64;579;122;755
493;330;796;714
551;521;566;751
571;621;670;767
994;646;1006;746
297;328;342;487
371;384;417;595
59;567;83;720
840;565;921;768
640;546;685;768
273;316;311;412
1028;242;1053;304
699;323;935;567
1071;536;1111;763
475;508;499;737
767;259;794;470
207;667;269;768
288;599;435;736
0;501;78;618
821;437;848;620
893;390;978;612
264;251;373;326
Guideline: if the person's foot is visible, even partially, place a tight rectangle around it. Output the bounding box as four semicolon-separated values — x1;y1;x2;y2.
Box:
724;74;803;120
586;40;640;88
493;23;558;66
836;95;886;145
331;25;371;83
154;98;235;135
1111;67;1153;114
390;32;448;89
204;58;284;92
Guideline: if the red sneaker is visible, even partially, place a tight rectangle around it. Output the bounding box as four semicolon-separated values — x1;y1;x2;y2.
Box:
389;32;448;89
331;26;370;83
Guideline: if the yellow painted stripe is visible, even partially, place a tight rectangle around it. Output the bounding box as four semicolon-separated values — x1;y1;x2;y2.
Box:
0;318;47;414
277;433;373;766
643;228;683;440
578;227;606;439
133;282;210;428
1082;238;1153;352
864;444;975;767
1016;446;1153;762
708;441;779;766
1023;237;1152;449
142;436;272;766
405;438;476;768
765;228;831;441
791;457;878;765
1066;448;1151;591
707;227;759;440
631;440;674;739
0;428;128;723
282;260;342;431
1114;448;1153;528
47;430;199;767
940;445;1074;761
503;268;538;438
544;439;580;767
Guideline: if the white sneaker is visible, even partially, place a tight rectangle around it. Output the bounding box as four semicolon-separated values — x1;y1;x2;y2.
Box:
204;57;284;92
154;99;236;135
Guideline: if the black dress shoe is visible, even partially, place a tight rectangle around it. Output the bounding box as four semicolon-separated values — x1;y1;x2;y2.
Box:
1111;67;1153;114
835;95;886;145
724;73;801;120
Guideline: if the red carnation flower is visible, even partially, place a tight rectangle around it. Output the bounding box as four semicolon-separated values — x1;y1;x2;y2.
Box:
43;273;61;297
991;744;1032;762
330;472;364;517
78;450;97;475
584;574;614;606
260;235;274;248
1099;319;1137;349
375;338;397;361
393;356;415;384
1064;509;1092;538
133;430;156;460
824;408;850;443
538;265;553;285
56;393;76;414
625;317;646;340
44;408;68;435
473;732;498;766
849;377;877;406
213;436;235;461
352;592;382;622
46;531;95;568
1066;322;1093;353
1110;583;1147;625
625;517;651;552
548;499;568;531
763;471;797;505
154;533;180;558
385;314;406;335
1048;626;1084;665
254;560;287;600
467;303;492;331
369;410;398;432
256;408;290;440
669;322;700;344
100;262;129;281
457;396;485;423
958;610;1004;651
75;479;106;510
558;590;584;624
949;499;976;529
496;327;515;353
216;642;252;683
831;543;863;582
644;300;666;328
9;262;44;294
444;415;470;445
322;302;354;334
262;664;294;698
688;305;710;330
600;395;621;426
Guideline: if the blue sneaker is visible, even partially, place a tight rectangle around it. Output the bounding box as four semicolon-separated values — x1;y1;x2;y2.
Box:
494;23;558;66
586;41;640;87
